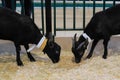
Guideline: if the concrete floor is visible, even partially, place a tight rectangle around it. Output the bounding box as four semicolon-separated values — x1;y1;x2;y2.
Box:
0;36;120;55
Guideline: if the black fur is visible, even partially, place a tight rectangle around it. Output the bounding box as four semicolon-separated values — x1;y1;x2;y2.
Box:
72;4;120;63
3;0;32;16
0;7;61;66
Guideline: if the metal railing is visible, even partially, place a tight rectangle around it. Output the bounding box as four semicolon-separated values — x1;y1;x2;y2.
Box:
1;0;120;35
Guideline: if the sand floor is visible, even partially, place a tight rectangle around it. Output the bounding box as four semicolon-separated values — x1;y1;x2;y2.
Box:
0;37;120;80
0;49;119;80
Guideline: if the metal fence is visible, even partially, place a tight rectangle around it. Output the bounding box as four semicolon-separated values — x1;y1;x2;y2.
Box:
50;0;119;35
1;0;120;36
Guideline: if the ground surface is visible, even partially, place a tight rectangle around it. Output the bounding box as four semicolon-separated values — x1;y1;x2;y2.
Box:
0;37;120;80
0;49;119;80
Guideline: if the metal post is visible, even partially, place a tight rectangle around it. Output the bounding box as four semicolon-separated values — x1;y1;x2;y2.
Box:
93;0;95;16
54;0;56;35
20;0;25;15
45;0;52;37
41;0;44;34
113;0;115;6
83;0;85;29
63;0;66;30
11;0;16;11
31;0;34;21
73;0;76;30
103;0;105;11
1;0;5;7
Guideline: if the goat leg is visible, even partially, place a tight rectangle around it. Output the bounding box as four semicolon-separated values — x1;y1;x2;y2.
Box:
14;43;23;66
86;39;99;59
103;38;109;59
24;44;36;62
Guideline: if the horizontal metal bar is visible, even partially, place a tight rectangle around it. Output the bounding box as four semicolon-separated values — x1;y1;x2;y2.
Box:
56;28;84;31
0;2;115;8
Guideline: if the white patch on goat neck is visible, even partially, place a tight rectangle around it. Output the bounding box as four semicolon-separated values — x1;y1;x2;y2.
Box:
27;45;36;52
27;36;47;52
36;36;46;48
82;33;92;42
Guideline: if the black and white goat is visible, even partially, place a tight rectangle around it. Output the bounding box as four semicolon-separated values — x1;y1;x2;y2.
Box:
72;4;120;63
0;7;61;66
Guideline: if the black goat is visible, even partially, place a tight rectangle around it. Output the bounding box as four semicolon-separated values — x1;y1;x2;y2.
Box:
72;4;120;63
0;7;61;66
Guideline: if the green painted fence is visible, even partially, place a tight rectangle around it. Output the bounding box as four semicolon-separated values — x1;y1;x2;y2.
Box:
1;0;120;35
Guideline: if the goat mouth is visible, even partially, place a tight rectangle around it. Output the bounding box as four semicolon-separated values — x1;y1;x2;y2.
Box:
75;58;81;63
52;59;59;63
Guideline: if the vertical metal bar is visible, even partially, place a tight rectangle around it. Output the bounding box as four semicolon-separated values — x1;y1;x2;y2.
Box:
45;0;52;37
1;0;5;7
31;0;34;21
41;0;44;34
63;0;66;30
20;0;25;15
93;0;95;16
103;0;105;11
73;0;76;30
83;0;85;29
54;0;56;35
11;0;16;11
113;0;115;6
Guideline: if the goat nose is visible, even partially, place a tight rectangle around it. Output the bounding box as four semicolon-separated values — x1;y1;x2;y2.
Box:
53;59;59;63
75;58;81;63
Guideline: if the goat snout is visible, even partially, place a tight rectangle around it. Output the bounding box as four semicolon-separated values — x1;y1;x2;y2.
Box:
75;58;81;63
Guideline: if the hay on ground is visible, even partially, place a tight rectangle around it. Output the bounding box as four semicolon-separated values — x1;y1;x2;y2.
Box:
0;50;119;80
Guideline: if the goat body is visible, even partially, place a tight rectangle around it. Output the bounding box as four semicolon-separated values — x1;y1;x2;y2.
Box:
0;7;61;66
0;8;40;44
85;4;120;59
72;4;120;63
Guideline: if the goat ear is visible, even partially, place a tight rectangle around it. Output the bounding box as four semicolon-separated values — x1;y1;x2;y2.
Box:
72;33;77;48
46;32;54;42
74;33;77;42
45;32;54;48
48;40;54;48
72;38;75;48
